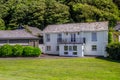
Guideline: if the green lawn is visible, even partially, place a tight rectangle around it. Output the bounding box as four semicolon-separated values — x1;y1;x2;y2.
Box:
0;57;120;80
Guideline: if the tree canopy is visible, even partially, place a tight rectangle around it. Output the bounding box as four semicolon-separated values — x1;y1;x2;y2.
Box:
0;0;120;30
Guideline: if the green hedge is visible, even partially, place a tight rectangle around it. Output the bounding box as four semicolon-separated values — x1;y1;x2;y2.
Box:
0;44;13;57
106;42;120;60
23;46;41;57
12;44;23;57
0;44;41;57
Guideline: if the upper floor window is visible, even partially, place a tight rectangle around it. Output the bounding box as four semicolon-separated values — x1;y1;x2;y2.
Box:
92;32;97;41
46;34;50;42
57;33;62;42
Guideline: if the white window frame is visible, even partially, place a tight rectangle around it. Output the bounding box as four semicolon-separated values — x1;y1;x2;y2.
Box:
46;46;51;51
46;34;50;42
92;32;97;41
92;45;97;51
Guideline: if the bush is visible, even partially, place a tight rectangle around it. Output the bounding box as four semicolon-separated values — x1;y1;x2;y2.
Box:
23;46;34;57
12;44;23;57
0;44;41;57
106;42;120;60
108;32;113;43
33;47;41;57
0;44;13;57
23;46;41;57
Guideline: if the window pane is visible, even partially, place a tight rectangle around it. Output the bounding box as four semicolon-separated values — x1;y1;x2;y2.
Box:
57;34;62;42
64;46;68;51
69;46;72;51
92;45;97;51
46;46;51;51
56;46;59;51
64;52;68;55
46;34;50;42
73;46;77;51
73;52;77;55
92;32;97;41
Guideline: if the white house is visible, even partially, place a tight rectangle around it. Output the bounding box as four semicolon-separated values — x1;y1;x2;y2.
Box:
43;22;108;57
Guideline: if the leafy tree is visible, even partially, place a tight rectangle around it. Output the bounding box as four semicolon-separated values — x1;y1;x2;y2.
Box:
44;0;70;25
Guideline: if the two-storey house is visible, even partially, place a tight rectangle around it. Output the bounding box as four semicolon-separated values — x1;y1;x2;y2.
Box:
43;22;108;57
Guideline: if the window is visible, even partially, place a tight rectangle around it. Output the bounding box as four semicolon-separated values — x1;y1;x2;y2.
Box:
64;52;68;55
0;40;7;43
46;46;51;51
46;34;50;42
92;45;97;51
57;34;62;42
56;46;59;51
66;32;68;35
69;46;72;51
92;32;97;41
64;46;68;51
9;39;29;43
73;52;77;55
73;46;77;51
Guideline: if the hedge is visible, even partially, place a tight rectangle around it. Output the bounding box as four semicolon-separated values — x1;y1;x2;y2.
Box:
12;44;23;57
0;44;41;57
0;44;13;57
106;42;120;60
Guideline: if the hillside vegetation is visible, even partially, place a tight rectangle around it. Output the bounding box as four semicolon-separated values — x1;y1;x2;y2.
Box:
0;0;120;30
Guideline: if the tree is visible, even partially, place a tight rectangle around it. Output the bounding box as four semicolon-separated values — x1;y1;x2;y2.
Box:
44;0;70;25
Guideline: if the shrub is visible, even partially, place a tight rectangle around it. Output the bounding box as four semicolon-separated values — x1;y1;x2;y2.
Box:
23;46;41;57
0;44;13;57
108;32;113;43
33;47;41;57
12;44;23;57
23;46;34;57
106;42;120;60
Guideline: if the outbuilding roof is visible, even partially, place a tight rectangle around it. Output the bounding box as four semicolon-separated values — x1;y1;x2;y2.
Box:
0;29;39;39
43;21;108;33
26;26;42;36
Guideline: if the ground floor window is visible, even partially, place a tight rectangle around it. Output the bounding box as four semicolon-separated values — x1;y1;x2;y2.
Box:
56;46;59;51
46;46;51;51
64;45;77;51
73;46;77;51
73;52;77;55
64;52;68;55
92;45;97;51
69;46;72;51
64;46;68;51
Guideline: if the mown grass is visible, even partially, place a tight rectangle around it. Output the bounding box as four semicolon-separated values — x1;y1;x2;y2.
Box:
0;57;120;80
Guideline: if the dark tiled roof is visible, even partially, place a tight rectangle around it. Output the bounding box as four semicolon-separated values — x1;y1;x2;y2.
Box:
43;22;108;33
0;29;39;39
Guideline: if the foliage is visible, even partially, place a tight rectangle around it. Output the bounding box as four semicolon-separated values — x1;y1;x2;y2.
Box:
12;44;23;57
0;0;120;29
0;44;13;57
23;46;41;57
0;44;41;57
106;42;120;60
33;47;41;57
108;32;113;43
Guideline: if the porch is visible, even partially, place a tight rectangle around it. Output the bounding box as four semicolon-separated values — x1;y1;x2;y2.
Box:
59;44;84;57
